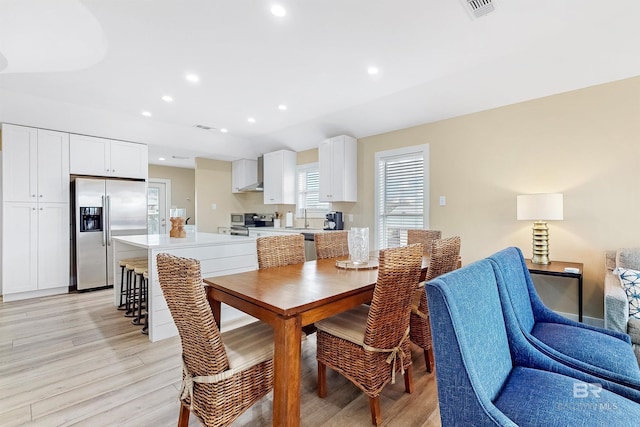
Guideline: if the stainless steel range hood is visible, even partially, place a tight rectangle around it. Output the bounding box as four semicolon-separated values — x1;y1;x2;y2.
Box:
238;155;264;192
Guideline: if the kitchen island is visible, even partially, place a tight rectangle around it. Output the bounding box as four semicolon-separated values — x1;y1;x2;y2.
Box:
112;232;257;342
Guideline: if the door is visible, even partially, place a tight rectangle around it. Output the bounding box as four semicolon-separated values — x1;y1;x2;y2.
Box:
109;141;148;179
2;202;38;294
38;203;70;290
37;129;69;203
148;179;170;235
1;124;37;202
69;134;110;176
75;178;108;290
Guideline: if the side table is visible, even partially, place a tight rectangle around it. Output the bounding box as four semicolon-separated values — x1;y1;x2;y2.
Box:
525;259;584;322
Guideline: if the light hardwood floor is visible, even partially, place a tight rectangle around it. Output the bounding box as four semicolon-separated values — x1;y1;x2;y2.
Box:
0;289;441;426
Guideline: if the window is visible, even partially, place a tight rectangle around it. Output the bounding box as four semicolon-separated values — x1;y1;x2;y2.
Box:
296;163;331;217
375;145;429;249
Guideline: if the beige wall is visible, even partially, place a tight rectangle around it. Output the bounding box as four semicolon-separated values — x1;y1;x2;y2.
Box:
190;76;640;318
352;76;640;320
148;165;196;224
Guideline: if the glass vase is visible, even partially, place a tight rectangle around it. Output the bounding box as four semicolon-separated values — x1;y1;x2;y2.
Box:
349;227;369;264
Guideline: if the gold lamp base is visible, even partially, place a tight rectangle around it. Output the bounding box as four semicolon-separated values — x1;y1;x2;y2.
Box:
531;220;550;265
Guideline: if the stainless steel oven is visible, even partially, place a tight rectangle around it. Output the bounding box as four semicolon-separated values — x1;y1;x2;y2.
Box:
230;225;249;236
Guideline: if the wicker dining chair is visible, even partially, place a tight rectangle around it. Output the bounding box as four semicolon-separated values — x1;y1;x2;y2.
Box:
256;234;305;269
315;243;424;426
409;236;461;373
156;254;275;427
314;230;349;259
407;229;441;263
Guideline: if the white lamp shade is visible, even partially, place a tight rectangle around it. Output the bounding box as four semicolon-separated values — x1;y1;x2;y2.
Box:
517;193;563;221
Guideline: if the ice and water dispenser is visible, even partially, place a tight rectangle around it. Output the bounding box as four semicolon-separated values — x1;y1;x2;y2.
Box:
79;207;103;232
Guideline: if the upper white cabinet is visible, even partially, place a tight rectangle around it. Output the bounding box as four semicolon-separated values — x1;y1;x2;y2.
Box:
319;135;357;202
232;159;257;193
70;134;148;179
1;124;69;203
263;150;296;204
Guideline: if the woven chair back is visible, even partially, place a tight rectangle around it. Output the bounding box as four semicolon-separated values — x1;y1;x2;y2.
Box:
156;253;229;375
256;234;306;269
314;231;349;259
364;243;423;349
407;229;442;255
424;236;461;282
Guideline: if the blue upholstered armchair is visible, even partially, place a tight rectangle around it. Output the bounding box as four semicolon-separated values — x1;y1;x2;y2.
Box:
426;259;640;426
489;247;640;390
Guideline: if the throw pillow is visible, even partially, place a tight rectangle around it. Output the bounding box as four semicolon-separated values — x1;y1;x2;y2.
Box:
615;267;640;319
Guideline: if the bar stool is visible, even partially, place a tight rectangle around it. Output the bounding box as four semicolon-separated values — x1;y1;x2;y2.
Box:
117;257;147;310
124;260;148;318
132;265;148;326
142;270;149;335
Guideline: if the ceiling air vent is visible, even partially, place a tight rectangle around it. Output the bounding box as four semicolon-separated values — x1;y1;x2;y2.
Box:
465;0;495;18
194;124;217;131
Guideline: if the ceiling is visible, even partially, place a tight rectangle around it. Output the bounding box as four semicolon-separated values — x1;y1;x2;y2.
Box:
1;0;640;168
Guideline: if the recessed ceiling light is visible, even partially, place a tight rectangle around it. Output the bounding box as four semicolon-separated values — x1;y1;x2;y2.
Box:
367;66;379;75
159;157;166;161
271;4;286;17
162;95;173;102
248;117;256;123
142;111;152;117
278;104;287;111
220;128;228;133
185;73;199;83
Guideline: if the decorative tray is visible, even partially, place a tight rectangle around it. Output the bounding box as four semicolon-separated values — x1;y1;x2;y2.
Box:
335;258;379;270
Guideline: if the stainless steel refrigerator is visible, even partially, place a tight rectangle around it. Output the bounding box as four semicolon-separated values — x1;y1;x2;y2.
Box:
73;177;147;290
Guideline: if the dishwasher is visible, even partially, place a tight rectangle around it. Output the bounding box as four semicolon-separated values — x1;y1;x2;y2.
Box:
302;233;316;261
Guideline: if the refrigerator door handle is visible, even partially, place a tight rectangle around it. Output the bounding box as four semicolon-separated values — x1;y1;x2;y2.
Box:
106;195;112;246
101;195;106;247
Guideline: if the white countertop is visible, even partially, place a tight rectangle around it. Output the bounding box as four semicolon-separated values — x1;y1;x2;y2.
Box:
112;232;255;250
255;227;329;234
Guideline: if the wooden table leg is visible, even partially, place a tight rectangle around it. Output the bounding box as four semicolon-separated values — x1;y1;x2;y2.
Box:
272;315;302;427
207;289;221;326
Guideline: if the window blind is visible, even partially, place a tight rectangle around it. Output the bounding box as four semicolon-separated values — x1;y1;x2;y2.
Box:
376;152;424;248
297;164;331;217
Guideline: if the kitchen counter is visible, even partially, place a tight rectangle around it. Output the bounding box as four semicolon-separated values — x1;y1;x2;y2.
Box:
113;231;254;249
252;227;332;239
112;232;258;342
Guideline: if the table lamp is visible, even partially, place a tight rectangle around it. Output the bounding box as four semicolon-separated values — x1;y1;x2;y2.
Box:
516;193;563;265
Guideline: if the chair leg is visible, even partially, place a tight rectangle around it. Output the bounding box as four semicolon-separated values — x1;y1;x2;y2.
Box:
424;347;434;373
317;360;327;398
404;364;413;394
178;402;190;427
368;396;382;426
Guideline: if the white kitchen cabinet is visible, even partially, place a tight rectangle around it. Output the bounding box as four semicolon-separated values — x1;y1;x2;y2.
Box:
1;123;70;301
231;159;257;193
2;202;69;300
1;124;69;203
263;150;296;204
70;134;148;179
319;135;357;202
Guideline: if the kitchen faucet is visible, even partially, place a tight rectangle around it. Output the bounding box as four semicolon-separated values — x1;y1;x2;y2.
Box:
304;209;309;229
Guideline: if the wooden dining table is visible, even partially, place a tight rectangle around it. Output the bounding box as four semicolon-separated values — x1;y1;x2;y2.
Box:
203;255;429;427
